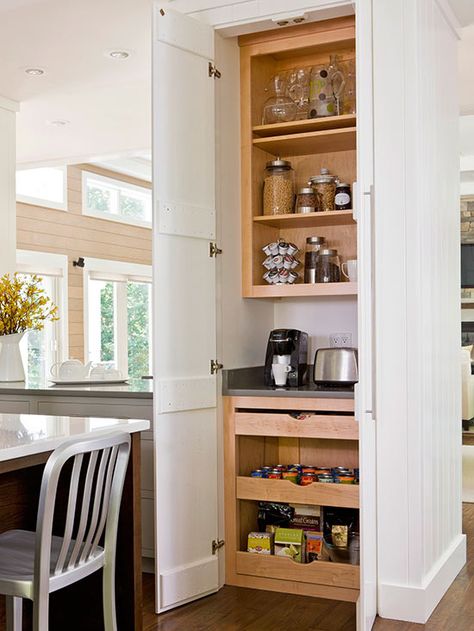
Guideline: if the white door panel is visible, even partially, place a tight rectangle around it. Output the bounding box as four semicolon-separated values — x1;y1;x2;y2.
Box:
153;3;219;613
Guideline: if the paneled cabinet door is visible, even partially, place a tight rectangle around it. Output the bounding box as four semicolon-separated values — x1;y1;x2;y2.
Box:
153;3;219;613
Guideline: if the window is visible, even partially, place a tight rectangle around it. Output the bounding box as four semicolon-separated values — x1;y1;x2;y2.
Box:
16;167;67;210
84;259;152;378
16;251;68;382
82;172;152;227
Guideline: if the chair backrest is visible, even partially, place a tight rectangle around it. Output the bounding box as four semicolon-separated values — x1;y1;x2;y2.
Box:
33;430;131;591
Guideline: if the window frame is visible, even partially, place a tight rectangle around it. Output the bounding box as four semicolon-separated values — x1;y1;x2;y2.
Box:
83;257;152;377
82;171;152;228
16;250;69;374
16;166;68;211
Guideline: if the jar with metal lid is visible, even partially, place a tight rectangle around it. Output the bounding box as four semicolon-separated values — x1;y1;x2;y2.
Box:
308;167;338;212
316;248;341;283
304;236;326;284
295;187;317;214
263;158;295;216
335;182;352;210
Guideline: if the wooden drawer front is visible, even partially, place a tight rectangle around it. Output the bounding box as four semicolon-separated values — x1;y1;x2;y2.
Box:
235;552;359;590
235;412;358;440
236;476;359;509
141;438;154;493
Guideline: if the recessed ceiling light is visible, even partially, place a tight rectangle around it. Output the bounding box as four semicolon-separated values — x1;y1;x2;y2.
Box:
107;50;130;60
25;67;45;76
47;119;70;127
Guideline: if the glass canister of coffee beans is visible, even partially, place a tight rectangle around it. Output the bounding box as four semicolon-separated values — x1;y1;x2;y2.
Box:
335;182;352;210
304;236;326;284
295;187;317;214
316;248;342;283
263;158;295;216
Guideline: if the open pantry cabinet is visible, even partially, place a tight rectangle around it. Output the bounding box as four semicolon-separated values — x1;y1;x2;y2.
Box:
153;2;377;629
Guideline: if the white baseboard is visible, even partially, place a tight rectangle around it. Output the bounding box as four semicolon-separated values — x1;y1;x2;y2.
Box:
378;534;466;623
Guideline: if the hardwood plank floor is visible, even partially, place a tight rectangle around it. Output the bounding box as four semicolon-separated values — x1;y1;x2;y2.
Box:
143;504;474;630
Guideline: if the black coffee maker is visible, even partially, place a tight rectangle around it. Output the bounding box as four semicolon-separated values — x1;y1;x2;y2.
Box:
264;329;308;387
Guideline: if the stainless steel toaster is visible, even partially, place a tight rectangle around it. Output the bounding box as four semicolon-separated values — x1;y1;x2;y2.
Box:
313;348;358;385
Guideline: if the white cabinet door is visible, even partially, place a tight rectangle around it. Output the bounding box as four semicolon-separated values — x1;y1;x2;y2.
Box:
355;1;377;629
153;4;219;613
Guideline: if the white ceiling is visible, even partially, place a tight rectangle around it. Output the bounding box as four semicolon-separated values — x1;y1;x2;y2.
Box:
0;0;152;165
448;0;474;27
91;153;152;182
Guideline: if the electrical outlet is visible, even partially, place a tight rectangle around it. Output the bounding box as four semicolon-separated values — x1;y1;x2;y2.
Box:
329;332;353;348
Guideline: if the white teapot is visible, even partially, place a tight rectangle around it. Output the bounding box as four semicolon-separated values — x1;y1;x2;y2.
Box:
50;359;93;381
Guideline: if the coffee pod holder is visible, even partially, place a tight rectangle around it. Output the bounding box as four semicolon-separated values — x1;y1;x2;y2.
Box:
261;238;301;284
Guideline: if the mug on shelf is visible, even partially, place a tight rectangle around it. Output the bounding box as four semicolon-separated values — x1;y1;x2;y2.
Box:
341;259;357;282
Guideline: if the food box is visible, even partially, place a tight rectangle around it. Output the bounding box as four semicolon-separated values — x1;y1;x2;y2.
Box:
247;531;274;555
306;531;324;562
290;513;321;532
274;527;304;563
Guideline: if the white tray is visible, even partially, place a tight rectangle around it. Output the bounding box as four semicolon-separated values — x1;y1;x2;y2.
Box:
49;378;129;386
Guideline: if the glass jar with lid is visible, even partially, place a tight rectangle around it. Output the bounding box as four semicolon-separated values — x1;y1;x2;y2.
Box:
304;236;326;284
308;167;338;212
295;187;317;214
263;158;295;216
316;248;341;283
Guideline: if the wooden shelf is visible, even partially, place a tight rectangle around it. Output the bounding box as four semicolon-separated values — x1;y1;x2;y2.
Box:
252;115;357;138
236;552;359;590
236;476;359;508
253;127;356;157
234;412;359;440
253;210;355;229
249;282;357;299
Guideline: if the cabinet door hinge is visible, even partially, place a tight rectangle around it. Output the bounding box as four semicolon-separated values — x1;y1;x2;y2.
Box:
212;539;225;555
210;359;223;375
209;242;223;258
208;62;221;79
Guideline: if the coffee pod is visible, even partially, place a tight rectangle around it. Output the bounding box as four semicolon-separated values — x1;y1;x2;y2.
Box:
288;271;298;284
278;268;289;283
263;255;274;270
269;270;280;284
291;258;300;269
278;241;289;255
287;242;299;256
269;241;280;255
283;255;294;270
263;270;272;284
272;255;283;268
262;243;272;256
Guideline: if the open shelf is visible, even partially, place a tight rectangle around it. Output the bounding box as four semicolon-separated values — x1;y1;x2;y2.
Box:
249;282;357;299
253;127;356;157
236;552;359;590
236;476;359;508
234;412;359;440
252;114;357;138
253;210;355;229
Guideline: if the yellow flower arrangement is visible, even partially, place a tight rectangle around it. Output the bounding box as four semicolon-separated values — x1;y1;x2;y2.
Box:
0;273;59;336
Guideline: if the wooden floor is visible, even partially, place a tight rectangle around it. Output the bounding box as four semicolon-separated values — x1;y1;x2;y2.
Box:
143;504;474;630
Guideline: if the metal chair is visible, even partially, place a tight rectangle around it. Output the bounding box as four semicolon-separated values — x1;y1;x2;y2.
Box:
0;430;131;631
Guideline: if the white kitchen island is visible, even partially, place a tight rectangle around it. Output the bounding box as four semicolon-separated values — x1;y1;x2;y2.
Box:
0;414;149;631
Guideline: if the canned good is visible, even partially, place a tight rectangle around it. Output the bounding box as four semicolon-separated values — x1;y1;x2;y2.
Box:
302;466;317;474
318;474;334;483
314;467;331;475
250;469;265;478
275;464;287;471
289;464;303;471
335;474;355;484
300;473;317;486
332;467;352;475
282;471;299;484
267;470;282;479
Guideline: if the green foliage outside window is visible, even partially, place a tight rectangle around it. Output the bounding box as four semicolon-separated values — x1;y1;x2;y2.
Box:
127;282;150;378
100;283;115;362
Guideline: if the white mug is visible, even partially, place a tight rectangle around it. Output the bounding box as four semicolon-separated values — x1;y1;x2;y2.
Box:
272;363;292;386
342;259;357;282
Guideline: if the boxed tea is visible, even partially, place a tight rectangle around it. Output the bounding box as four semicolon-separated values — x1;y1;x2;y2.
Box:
274;527;304;563
306;531;324;562
247;531;273;555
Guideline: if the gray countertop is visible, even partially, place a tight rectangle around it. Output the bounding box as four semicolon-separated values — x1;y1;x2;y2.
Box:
0;376;153;399
222;366;355;399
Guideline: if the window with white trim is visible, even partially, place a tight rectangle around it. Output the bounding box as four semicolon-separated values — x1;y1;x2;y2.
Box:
16;251;68;382
16;167;67;210
84;259;152;378
82;172;152;227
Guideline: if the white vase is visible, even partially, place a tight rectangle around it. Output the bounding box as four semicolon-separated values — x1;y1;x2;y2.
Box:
0;332;26;382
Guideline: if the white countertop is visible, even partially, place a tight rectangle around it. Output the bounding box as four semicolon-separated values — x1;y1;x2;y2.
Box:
0;414;150;462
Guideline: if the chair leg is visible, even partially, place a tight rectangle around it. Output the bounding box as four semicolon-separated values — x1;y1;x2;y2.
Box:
103;561;117;631
33;594;49;631
5;596;22;631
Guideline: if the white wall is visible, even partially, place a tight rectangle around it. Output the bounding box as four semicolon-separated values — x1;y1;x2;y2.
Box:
0;96;18;275
373;0;465;623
